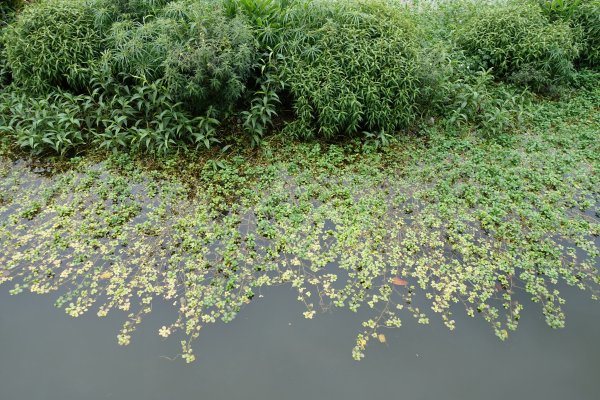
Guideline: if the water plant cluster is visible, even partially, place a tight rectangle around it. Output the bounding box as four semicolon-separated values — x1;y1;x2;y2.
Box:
0;0;599;362
1;84;599;361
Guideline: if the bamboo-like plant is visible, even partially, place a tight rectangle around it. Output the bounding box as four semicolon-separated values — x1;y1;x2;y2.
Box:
454;0;578;92
3;0;102;92
277;0;426;139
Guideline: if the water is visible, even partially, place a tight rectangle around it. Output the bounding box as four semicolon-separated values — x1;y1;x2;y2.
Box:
1;158;599;399
1;282;599;400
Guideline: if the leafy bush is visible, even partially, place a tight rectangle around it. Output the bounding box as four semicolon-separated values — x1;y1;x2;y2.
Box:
539;0;600;67
224;0;289;47
0;81;220;156
78;0;175;27
161;1;257;113
102;0;257;114
89;81;221;154
105;18;188;83
0;0;589;155
538;0;583;19
1;0;26;18
242;83;280;146
112;0;172;20
0;0;25;87
446;69;530;138
0;89;89;156
278;0;425;139
3;0;102;92
454;0;578;92
570;1;600;67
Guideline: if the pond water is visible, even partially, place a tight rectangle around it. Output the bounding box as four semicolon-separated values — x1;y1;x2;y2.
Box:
1;155;599;399
1;281;599;400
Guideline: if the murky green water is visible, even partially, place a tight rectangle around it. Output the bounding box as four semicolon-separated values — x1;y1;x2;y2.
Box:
1;281;599;400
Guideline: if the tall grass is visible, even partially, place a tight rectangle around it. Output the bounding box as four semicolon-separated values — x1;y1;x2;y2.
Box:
539;0;600;67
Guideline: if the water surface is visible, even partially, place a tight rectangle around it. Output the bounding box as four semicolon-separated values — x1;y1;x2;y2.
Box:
1;282;599;400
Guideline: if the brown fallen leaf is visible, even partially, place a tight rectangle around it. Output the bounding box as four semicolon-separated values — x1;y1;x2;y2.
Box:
378;333;386;343
391;277;408;286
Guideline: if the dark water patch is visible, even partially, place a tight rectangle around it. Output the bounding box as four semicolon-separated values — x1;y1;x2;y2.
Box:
1;281;600;400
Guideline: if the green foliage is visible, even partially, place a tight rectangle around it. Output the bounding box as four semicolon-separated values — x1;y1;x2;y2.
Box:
454;0;578;92
3;0;102;92
278;0;424;139
1;0;26;17
0;0;597;155
446;69;530;138
105;17;188;83
113;0;172;20
539;0;583;19
539;0;600;67
242;84;280;146
90;81;220;154
160;1;257;113
0;0;258;154
571;1;600;67
0;82;220;156
0;0;27;87
104;0;257;114
0;83;598;362
0;89;88;156
86;0;173;24
224;0;289;47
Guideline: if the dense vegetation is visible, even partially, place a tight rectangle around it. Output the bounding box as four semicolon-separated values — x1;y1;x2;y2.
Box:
1;85;598;362
0;0;598;155
0;0;599;362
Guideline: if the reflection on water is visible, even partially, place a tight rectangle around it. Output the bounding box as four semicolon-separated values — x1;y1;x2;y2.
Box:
1;282;599;400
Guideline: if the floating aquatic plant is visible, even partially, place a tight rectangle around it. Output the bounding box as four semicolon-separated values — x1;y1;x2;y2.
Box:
1;85;598;362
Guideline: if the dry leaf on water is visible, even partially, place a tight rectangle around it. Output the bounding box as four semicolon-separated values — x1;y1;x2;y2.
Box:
391;277;408;286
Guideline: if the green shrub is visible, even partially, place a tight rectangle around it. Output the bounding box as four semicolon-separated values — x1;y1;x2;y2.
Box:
571;1;600;67
539;0;600;67
90;81;220;154
3;0;103;92
1;0;26;18
538;0;583;19
0;32;9;89
112;0;172;21
77;0;175;27
445;69;530;138
1;0;255;155
0;89;89;156
454;1;578;92
278;0;424;139
103;0;257;114
161;1;257;114
224;0;289;47
0;82;220;156
105;18;188;83
1;0;25;87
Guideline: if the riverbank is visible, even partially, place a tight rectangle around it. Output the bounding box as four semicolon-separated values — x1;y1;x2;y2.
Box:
1;83;598;361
